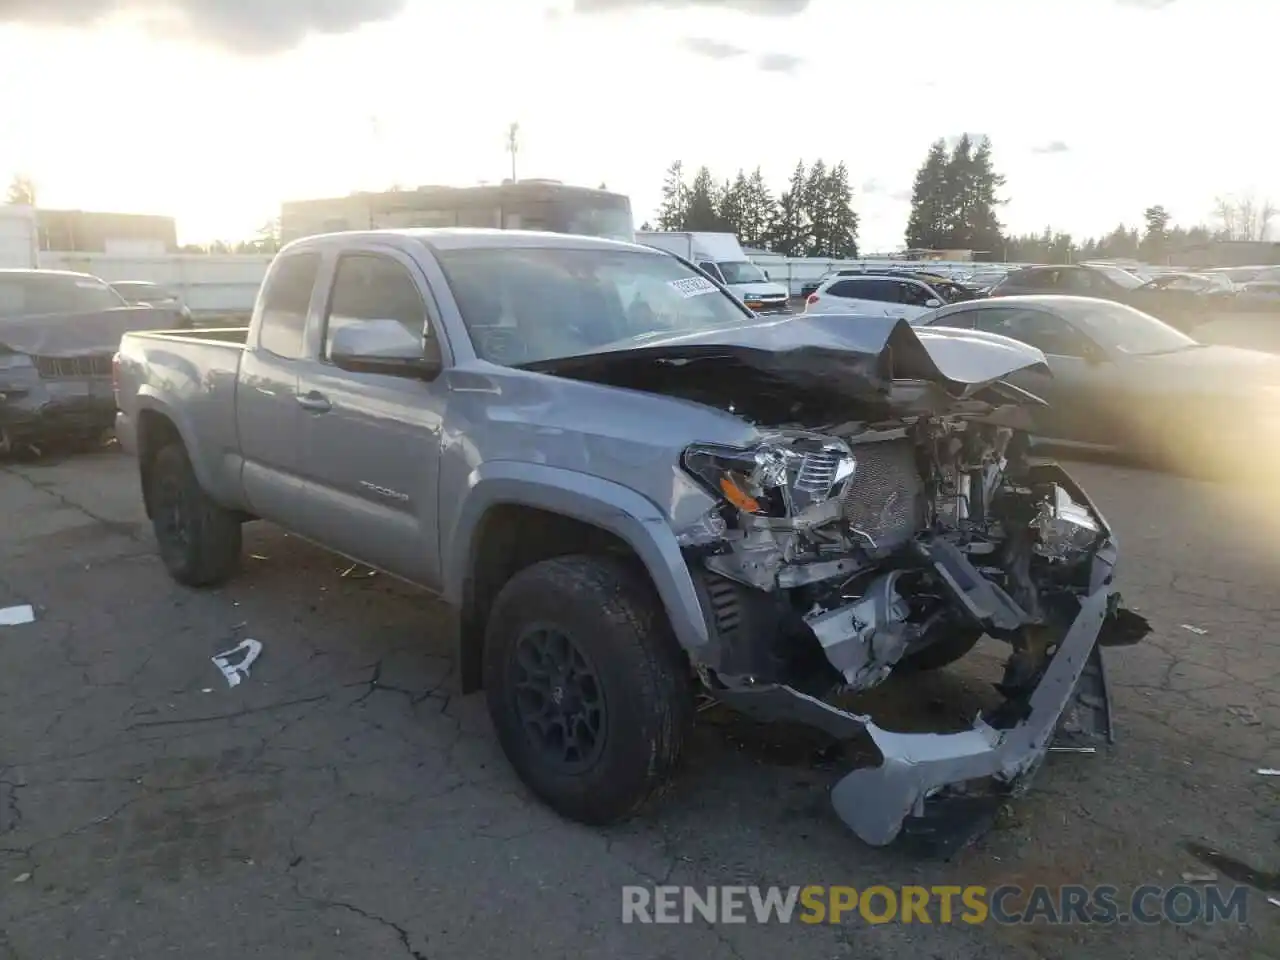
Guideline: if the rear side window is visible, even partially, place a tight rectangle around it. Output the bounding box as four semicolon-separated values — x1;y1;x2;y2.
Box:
827;278;894;301
1001;269;1048;290
259;252;320;359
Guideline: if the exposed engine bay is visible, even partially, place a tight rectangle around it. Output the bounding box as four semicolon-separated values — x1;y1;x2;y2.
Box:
678;413;1113;701
529;315;1151;852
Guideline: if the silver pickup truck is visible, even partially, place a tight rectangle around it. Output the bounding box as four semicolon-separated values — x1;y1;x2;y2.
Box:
114;228;1149;853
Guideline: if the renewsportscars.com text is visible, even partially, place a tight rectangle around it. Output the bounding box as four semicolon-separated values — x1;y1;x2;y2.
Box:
621;884;1251;926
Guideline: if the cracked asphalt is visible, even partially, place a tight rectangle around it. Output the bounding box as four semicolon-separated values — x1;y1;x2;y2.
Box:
0;449;1276;959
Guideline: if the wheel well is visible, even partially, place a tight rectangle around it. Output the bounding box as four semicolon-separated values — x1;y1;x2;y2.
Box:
136;409;183;519
458;504;650;694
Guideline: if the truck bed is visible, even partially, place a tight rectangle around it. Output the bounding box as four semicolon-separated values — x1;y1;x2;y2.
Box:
123;326;249;345
114;326;252;508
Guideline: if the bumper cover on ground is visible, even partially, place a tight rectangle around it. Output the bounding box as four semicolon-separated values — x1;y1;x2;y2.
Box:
715;577;1124;852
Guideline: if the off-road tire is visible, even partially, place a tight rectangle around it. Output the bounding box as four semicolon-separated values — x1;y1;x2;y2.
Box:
898;624;984;673
483;554;693;825
148;442;242;587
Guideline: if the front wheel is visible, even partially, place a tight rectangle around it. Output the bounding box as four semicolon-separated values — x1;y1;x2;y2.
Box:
147;442;243;587
483;554;693;825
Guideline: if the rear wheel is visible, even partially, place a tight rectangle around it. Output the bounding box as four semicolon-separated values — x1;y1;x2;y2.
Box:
483;554;692;825
147;443;242;587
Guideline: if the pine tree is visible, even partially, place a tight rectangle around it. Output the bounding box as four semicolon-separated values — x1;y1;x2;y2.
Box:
814;162;858;257
718;172;749;238
904;140;949;250
968;137;1006;258
800;160;829;256
766;161;808;256
740;167;776;248
656;161;688;230
685;166;722;231
1140;205;1171;263
942;134;975;248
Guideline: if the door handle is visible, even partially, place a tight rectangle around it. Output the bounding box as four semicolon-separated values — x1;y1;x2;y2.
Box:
296;391;331;413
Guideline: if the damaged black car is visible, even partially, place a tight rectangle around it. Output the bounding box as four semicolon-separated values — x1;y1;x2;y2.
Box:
0;269;184;454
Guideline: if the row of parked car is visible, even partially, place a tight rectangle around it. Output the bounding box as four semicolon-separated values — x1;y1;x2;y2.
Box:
800;261;1280;332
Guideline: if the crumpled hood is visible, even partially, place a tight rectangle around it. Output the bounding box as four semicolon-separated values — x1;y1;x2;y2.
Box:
522;314;1051;403
0;306;182;357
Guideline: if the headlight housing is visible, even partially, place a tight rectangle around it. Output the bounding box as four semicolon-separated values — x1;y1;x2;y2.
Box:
682;435;857;518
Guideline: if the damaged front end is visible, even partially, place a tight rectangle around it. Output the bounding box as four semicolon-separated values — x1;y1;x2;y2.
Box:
0;346;116;453
0;305;175;454
647;327;1152;852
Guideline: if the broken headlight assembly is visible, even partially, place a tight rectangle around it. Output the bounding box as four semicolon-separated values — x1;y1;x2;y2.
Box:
681;436;857;519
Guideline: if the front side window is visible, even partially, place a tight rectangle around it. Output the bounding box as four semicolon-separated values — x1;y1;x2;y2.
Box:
717;261;768;285
435;246;754;366
258;252;320;359
970;307;1093;357
322;254;428;360
697;261;725;284
897;281;936;306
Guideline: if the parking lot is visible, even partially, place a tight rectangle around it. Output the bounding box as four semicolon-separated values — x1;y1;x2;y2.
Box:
0;449;1276;959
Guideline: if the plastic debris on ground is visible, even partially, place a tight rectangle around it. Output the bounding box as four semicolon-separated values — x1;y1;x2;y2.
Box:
1049;746;1097;754
1257;768;1280;777
1180;872;1217;883
12;873;30;883
1227;705;1262;725
211;638;263;688
0;604;35;626
340;562;377;579
1180;624;1208;635
1269;897;1280;908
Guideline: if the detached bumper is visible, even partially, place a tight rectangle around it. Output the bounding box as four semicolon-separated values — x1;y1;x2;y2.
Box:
831;582;1116;848
714;550;1143;853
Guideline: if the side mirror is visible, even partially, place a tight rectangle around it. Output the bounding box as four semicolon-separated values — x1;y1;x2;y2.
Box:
925;298;942;308
763;270;771;280
329;321;443;380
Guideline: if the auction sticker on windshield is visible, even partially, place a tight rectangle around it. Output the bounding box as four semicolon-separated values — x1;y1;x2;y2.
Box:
669;276;718;298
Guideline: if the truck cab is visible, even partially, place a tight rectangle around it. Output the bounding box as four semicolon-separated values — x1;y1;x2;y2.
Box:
634;231;791;314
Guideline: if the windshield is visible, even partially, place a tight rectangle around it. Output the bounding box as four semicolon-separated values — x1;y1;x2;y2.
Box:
1061;299;1198;355
562;201;635;242
435;246;754;365
1090;264;1145;290
0;273;127;319
717;260;768;285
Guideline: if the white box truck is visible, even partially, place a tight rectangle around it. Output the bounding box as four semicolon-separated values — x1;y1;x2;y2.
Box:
635;231;791;314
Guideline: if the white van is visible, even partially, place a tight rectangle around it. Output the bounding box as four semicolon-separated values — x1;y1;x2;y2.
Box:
635;231;791;314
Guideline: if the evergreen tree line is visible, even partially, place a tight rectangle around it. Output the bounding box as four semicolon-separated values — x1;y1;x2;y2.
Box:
646;160;860;258
646;135;1274;265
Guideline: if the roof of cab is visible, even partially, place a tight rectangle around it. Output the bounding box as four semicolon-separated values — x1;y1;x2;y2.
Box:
281;228;654;256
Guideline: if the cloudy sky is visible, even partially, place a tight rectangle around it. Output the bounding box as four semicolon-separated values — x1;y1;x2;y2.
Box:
0;0;1271;249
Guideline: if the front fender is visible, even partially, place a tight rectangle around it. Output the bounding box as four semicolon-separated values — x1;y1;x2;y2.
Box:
443;460;710;656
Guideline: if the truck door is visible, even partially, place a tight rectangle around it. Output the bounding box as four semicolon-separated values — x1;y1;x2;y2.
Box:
235;250;320;531
293;246;450;589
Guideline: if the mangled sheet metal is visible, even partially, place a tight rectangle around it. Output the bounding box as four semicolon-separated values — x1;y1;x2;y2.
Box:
536;314;1151;853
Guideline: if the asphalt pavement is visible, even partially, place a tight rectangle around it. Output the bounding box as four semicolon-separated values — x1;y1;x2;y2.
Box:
0;449;1276;959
